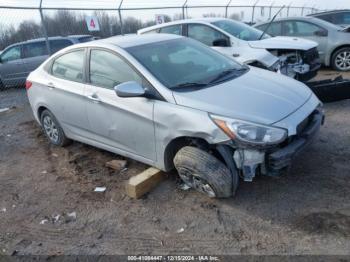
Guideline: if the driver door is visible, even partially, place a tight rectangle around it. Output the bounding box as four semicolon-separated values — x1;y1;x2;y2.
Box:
84;48;156;161
0;45;27;86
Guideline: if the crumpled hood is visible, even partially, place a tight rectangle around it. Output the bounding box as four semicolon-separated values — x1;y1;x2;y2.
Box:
248;36;318;51
173;67;312;125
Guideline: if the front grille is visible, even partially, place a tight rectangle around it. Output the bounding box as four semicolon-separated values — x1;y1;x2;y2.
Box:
303;47;319;63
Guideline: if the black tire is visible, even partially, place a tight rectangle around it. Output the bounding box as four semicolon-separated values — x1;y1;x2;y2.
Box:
174;146;233;198
331;47;350;71
40;109;71;147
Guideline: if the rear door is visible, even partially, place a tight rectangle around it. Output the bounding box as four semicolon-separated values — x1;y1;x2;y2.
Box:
282;20;328;61
22;41;49;74
44;49;90;136
0;45;27;86
84;48;156;161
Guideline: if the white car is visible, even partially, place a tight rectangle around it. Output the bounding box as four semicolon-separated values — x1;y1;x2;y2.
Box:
138;18;321;82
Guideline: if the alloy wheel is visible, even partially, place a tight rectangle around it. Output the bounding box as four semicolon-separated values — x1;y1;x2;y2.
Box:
335;51;350;70
43;115;59;143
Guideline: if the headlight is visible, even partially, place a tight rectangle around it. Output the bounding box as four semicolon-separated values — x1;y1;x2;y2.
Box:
210;114;287;145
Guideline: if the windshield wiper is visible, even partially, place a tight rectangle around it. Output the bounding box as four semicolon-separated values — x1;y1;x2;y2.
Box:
170;82;208;90
209;68;246;84
258;5;285;40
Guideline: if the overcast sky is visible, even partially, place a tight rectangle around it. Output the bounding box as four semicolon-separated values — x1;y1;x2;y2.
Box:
0;0;349;28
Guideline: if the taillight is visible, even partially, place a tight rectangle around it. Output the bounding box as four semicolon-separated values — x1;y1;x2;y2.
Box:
25;80;32;90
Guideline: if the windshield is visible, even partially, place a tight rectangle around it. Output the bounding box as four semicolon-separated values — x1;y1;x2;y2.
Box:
212;20;270;41
126;38;247;90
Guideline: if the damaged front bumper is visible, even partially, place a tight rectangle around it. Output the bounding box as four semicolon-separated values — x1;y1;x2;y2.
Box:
229;108;325;181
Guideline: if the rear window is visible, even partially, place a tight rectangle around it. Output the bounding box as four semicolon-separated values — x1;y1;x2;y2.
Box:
51;49;85;83
78;36;94;43
23;41;48;58
49;39;73;54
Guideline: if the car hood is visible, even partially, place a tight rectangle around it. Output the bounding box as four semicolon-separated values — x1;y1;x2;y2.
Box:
172;67;312;125
248;36;318;51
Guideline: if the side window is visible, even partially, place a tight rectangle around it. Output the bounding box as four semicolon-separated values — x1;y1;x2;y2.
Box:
188;24;228;46
23;41;48;58
282;21;297;36
294;21;323;36
89;49;142;89
49;39;73;54
1;46;21;62
318;14;334;23
51;50;85;83
159;25;182;35
283;21;322;37
267;22;282;36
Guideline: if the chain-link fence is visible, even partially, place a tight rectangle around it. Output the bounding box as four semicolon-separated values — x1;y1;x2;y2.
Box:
0;0;321;88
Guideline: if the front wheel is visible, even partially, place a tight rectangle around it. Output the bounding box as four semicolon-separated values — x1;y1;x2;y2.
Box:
332;47;350;71
174;146;233;198
40;109;71;147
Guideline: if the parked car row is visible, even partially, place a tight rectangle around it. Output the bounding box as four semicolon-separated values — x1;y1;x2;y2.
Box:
0;35;94;89
138;18;321;82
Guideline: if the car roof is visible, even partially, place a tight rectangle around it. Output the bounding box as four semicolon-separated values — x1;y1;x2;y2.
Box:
89;33;183;49
309;9;350;16
137;18;229;33
5;35;92;48
254;16;341;30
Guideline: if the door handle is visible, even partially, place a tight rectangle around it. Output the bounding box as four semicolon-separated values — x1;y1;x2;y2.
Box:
87;94;101;103
47;82;55;89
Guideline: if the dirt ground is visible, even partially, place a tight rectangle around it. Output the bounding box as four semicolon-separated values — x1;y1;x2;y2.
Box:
0;69;350;256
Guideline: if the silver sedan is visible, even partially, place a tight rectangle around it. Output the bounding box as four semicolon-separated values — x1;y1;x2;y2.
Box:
26;34;323;198
255;16;350;71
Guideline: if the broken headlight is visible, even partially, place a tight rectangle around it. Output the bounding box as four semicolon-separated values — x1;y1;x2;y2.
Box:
211;115;287;145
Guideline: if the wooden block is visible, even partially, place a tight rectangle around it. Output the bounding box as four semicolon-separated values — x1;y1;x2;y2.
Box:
125;167;166;199
106;160;127;171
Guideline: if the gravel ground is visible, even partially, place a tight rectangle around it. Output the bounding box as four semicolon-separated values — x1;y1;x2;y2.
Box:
0;70;350;256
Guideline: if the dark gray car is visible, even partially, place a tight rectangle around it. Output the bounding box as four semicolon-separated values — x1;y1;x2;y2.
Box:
255;16;350;71
309;10;350;27
0;35;94;89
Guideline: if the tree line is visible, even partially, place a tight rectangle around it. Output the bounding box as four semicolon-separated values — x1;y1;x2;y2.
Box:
0;10;240;50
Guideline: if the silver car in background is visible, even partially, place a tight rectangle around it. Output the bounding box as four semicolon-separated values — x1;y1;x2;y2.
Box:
0;35;94;89
255;16;350;71
26;34;324;198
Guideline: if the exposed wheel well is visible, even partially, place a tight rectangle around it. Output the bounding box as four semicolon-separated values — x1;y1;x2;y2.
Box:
330;45;350;64
163;136;226;171
37;106;48;120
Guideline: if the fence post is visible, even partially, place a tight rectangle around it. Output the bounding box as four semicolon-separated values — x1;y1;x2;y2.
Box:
287;2;292;17
269;2;274;20
251;0;259;24
39;0;51;55
225;0;233;18
182;0;188;19
301;5;305;16
118;0;124;35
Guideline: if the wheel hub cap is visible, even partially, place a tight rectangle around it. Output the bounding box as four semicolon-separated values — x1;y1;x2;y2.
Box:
335;51;350;70
179;168;216;198
43;116;59;143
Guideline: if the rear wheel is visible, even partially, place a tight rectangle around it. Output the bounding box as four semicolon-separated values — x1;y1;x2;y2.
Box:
332;47;350;71
40;109;71;147
174;146;233;198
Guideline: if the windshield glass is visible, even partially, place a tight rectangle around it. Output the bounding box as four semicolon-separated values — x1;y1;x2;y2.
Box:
126;38;247;90
212;20;270;41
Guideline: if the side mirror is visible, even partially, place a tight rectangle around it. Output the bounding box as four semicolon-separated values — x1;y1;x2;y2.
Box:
314;30;328;37
212;38;229;47
114;81;145;98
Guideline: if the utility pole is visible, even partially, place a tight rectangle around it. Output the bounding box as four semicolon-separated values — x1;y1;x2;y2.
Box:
39;0;51;54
